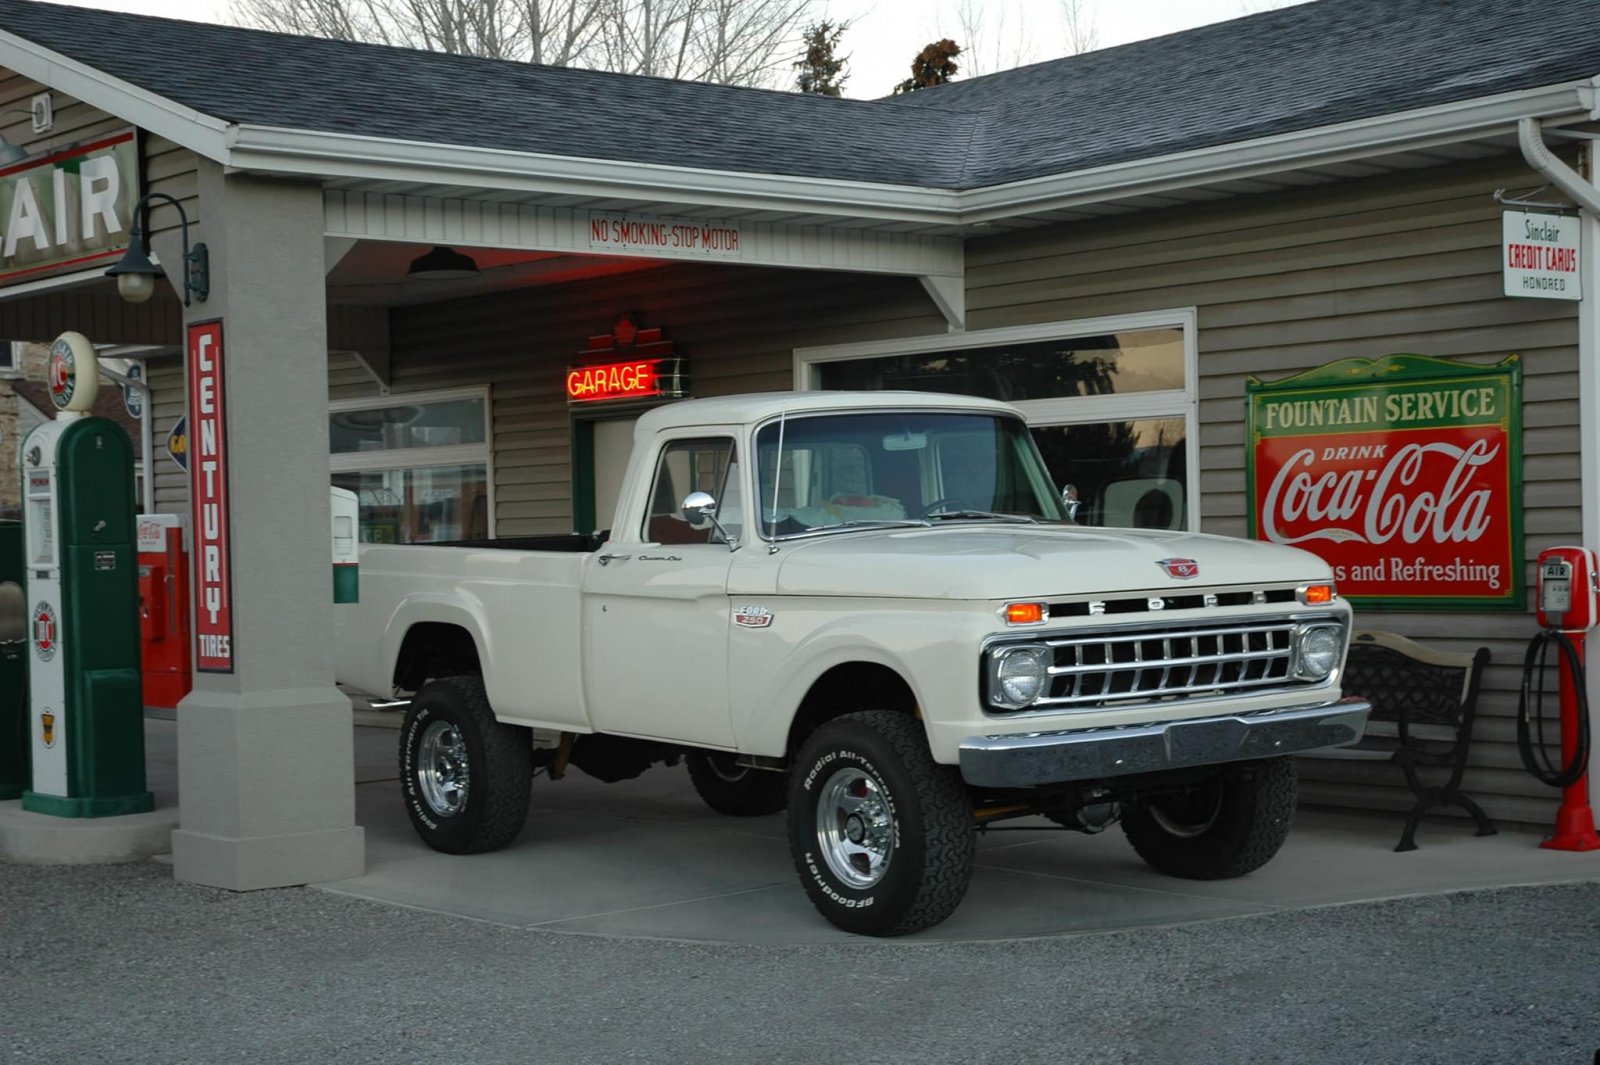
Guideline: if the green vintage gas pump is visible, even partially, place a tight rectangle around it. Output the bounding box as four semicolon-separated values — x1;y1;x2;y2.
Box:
0;522;27;800
20;332;152;817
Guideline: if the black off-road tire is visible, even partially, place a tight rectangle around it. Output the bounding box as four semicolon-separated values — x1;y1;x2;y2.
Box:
1121;756;1297;880
685;751;788;816
787;710;975;936
399;675;532;854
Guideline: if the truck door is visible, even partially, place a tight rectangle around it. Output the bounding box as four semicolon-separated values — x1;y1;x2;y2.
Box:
582;434;742;747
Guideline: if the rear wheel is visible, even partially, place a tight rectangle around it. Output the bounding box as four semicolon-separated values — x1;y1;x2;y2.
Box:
685;751;788;816
787;710;974;936
1121;756;1297;879
399;675;532;854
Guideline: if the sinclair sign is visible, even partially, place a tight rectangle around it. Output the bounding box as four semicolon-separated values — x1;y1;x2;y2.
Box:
1;129;137;288
1246;353;1523;611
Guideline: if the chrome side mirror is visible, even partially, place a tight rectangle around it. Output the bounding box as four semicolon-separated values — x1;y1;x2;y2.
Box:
681;492;738;551
1060;483;1081;523
681;491;716;524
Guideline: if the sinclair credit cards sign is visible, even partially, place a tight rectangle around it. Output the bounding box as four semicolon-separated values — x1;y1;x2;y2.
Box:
1246;354;1523;611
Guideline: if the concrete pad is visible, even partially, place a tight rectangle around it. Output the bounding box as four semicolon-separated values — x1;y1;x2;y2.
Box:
0;799;178;863
0;715;177;864
975;810;1600;909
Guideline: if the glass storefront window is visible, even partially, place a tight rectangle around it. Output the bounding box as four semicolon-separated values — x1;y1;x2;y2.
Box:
329;389;493;544
330;396;487;454
802;316;1195;532
816;329;1183;402
332;464;490;544
1029;419;1187;529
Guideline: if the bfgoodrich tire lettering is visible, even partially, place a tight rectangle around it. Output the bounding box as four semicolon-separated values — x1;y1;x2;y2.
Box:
400;675;532;855
787;710;974;936
685;751;788;816
1121;756;1297;880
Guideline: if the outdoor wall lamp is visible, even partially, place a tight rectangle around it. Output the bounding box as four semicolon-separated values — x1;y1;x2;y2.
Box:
106;192;209;306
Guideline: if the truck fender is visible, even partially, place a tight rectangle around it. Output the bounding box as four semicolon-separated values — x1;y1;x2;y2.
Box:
383;593;492;692
733;617;933;759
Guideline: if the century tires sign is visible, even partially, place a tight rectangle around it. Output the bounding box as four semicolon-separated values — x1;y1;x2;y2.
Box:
1246;353;1523;611
188;321;235;671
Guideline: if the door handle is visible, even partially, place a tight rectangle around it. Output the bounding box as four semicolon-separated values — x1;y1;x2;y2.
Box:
597;553;631;566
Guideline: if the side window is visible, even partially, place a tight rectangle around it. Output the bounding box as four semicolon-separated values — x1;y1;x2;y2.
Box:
641;437;740;545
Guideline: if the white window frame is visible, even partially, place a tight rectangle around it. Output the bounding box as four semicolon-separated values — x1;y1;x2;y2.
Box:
328;384;496;538
793;308;1200;530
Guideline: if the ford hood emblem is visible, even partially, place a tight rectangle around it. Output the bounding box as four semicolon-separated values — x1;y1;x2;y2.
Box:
1157;558;1200;580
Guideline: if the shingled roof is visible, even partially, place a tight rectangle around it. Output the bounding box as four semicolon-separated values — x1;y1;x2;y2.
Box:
0;0;1597;192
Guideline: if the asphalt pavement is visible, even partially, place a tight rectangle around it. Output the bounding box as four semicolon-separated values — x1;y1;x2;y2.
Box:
3;860;1598;1065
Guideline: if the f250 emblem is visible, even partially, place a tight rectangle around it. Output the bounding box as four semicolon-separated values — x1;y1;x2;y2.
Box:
1157;558;1200;580
733;606;774;628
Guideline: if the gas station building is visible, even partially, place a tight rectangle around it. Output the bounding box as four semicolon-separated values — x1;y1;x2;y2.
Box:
0;0;1598;887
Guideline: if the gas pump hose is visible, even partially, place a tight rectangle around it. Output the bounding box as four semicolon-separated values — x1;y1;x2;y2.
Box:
1517;629;1592;789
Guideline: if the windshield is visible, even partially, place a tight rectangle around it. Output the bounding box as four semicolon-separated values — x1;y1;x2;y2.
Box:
754;410;1066;537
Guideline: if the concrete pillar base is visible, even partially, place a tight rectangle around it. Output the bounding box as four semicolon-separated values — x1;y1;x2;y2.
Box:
172;686;365;890
171;824;365;890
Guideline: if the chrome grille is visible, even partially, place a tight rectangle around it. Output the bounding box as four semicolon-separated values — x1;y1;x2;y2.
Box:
987;618;1312;713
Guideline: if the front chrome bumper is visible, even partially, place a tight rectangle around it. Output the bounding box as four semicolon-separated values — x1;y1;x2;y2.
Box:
957;696;1371;788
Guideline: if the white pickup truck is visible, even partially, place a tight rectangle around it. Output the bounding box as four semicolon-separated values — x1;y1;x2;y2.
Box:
335;391;1369;936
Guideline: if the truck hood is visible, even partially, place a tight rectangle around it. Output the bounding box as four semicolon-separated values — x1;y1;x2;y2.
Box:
771;524;1332;600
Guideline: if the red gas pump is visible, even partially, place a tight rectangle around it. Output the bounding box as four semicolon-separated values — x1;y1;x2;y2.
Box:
1518;546;1600;851
136;514;192;710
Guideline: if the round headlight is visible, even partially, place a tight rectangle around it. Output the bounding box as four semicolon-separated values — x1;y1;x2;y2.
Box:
1297;626;1342;680
993;646;1050;708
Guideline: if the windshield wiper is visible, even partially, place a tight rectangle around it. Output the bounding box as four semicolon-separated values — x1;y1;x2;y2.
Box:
820;519;932;531
923;510;1039;523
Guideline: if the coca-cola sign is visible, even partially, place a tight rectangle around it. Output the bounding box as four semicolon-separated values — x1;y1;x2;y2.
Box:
1247;354;1523;611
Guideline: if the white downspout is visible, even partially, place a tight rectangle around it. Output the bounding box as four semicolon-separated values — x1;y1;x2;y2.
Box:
1519;116;1600;817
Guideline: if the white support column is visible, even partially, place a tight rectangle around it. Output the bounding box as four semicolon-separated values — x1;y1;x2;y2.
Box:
168;161;365;890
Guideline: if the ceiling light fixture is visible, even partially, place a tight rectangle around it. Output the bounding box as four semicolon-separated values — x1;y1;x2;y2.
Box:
407;245;480;280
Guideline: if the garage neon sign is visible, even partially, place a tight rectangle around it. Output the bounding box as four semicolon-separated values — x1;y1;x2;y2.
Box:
566;356;688;404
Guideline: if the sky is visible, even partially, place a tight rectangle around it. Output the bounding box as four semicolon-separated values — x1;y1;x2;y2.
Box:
45;0;1313;99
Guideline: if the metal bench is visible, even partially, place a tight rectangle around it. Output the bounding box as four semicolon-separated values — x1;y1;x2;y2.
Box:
1314;630;1495;852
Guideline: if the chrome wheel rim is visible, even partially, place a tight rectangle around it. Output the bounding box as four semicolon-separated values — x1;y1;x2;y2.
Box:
417;720;469;817
815;768;896;889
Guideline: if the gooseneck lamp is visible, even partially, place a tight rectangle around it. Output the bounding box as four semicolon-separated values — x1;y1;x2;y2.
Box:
105;192;209;306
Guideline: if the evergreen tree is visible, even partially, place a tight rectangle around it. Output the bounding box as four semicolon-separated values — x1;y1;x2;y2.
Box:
893;38;961;94
795;19;849;96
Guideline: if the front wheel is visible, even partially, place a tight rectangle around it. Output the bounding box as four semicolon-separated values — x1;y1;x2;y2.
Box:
685;751;788;816
1121;756;1297;880
787;711;975;936
399;675;532;854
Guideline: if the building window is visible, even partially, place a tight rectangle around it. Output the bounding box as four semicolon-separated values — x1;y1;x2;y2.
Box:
797;310;1197;530
329;388;492;543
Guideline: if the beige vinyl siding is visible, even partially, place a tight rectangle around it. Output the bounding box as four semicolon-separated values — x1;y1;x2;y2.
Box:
966;154;1578;826
389;262;943;535
148;357;188;513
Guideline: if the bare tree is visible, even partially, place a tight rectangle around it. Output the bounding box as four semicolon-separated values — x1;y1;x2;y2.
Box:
1059;0;1098;55
229;0;815;86
955;0;1034;77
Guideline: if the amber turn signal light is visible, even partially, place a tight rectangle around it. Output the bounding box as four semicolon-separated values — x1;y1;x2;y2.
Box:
1004;602;1046;624
1300;583;1336;605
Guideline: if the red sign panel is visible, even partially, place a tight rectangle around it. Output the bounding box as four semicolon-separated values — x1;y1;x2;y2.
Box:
188;321;234;672
1247;354;1523;611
